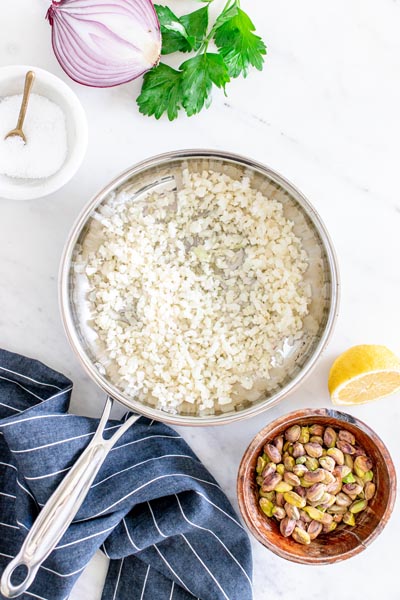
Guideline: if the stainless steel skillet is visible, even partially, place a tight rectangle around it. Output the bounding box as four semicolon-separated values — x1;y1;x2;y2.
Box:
0;150;339;596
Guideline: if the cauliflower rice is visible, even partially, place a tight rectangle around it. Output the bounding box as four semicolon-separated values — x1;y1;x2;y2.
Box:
76;169;311;415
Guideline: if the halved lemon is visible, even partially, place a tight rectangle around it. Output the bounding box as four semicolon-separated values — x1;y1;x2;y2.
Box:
328;345;400;406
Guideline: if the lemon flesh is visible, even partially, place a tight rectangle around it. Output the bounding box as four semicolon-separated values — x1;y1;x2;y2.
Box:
328;345;400;406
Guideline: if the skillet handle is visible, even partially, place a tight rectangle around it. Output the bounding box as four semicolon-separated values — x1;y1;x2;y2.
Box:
0;397;139;598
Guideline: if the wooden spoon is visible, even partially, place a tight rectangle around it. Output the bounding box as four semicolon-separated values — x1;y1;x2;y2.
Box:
5;70;35;144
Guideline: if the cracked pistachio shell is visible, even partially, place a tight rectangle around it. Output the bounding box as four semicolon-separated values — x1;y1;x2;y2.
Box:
280;517;296;537
262;462;276;479
262;472;282;492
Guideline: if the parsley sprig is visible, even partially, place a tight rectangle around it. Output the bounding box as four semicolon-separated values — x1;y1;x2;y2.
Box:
137;0;266;120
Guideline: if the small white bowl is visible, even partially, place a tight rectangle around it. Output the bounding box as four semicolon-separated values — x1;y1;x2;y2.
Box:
0;65;88;200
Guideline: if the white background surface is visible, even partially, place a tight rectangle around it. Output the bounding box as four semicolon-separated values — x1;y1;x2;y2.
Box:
1;1;400;599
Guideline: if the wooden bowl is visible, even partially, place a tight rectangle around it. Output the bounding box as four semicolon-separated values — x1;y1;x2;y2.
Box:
237;408;396;564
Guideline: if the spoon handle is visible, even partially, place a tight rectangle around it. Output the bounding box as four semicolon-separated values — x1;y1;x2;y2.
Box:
16;70;35;132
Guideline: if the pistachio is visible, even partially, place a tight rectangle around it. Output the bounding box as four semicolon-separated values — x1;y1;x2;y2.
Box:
333;514;343;523
285;425;301;443
319;456;335;472
318;493;336;508
364;481;376;501
327;504;347;514
264;443;282;464
280;517;296;537
283;491;306;508
336;440;355;455
326;477;342;495
262;463;276;479
335;492;352;507
299;509;312;523
333;465;351;479
303;506;331;524
306;483;326;503
284;503;300;520
259;490;275;500
276;463;285;476
309;424;324;437
287;444;294;456
273;435;284;453
295;456;307;465
322;470;336;485
343;511;356;526
295;519;307;531
344;454;354;470
338;429;356;445
353;445;367;458
298;427;310;444
342;472;356;484
262;472;282;492
354;455;373;476
294;486;307;499
363;470;374;483
274;481;293;493
322;521;337;533
284;472;301;487
275;492;285;507
256;456;267;474
323;427;337;448
354;475;365;488
326;447;344;465
307;520;323;539
299;478;314;488
284;456;295;471
310;435;324;445
292;442;306;458
304;442;323;458
303;468;326;484
292;526;311;545
272;506;286;520
259;498;274;517
349;499;368;514
305;457;320;471
293;464;308;478
283;440;291;452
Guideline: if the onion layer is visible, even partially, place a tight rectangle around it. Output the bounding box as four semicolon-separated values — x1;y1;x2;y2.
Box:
47;0;161;87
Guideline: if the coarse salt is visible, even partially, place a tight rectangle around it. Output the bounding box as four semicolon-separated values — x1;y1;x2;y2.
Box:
0;93;67;179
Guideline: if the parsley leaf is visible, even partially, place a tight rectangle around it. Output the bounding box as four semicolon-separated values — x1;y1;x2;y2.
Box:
214;7;266;78
137;63;182;120
180;6;209;52
155;5;208;55
181;53;230;116
155;5;192;55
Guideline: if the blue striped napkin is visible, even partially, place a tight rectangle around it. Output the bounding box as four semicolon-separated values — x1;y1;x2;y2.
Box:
0;350;253;600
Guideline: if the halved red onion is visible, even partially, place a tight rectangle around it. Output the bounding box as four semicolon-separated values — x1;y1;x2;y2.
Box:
47;0;161;87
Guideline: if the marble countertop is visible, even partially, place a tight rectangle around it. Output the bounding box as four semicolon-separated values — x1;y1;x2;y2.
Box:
1;1;399;599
